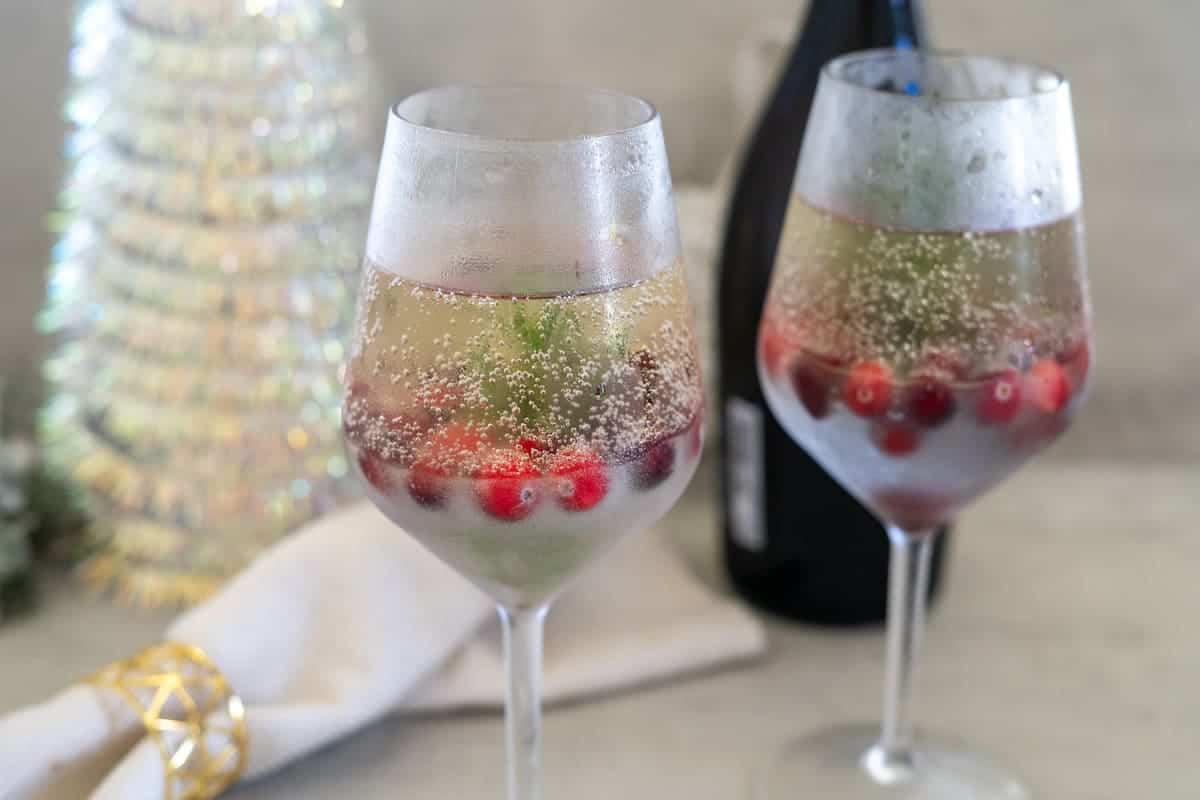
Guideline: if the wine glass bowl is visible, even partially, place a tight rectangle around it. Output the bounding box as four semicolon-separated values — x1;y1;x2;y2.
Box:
343;266;704;608
342;85;704;800
755;50;1091;799
758;208;1090;532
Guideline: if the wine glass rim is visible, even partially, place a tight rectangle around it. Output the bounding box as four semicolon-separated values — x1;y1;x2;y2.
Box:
823;48;1068;103
389;84;660;144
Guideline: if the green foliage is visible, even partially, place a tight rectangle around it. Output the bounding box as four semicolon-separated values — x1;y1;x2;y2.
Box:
0;442;93;622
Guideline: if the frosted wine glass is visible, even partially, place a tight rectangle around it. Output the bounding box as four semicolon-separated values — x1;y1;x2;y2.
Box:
756;50;1091;799
343;86;705;800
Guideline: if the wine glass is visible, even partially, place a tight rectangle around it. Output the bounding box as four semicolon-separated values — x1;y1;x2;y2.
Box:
342;86;704;800
756;50;1091;798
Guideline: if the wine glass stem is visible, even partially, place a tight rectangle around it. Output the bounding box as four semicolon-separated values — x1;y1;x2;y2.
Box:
877;526;937;768
499;604;548;800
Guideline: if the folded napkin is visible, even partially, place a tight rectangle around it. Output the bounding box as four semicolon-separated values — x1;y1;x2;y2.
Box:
2;502;766;799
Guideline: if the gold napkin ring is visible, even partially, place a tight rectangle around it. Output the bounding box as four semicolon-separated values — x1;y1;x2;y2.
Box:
86;642;248;800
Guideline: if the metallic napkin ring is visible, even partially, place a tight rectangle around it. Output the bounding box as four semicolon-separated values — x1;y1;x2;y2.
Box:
86;642;248;800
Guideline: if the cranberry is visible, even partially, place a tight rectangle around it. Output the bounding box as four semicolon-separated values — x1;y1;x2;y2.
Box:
1027;359;1071;414
1058;340;1091;389
403;423;490;507
518;435;554;458
975;369;1023;424
841;360;894;418
475;451;542;521
548;448;610;512
872;424;921;457
905;374;956;428
356;450;393;493
631;438;676;491
407;459;450;509
759;327;791;378
789;360;834;419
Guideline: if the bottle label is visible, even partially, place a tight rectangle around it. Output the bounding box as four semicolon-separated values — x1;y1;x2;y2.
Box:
725;397;766;552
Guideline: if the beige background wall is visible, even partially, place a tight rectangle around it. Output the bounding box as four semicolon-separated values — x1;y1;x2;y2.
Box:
1;0;1197;457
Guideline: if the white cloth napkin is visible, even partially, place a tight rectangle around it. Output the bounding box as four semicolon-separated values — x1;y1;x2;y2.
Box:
1;502;766;800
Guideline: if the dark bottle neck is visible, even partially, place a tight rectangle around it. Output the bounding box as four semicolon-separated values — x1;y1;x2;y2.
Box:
760;0;923;130
878;0;923;50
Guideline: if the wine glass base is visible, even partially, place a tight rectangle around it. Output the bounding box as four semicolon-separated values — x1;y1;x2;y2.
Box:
756;723;1031;800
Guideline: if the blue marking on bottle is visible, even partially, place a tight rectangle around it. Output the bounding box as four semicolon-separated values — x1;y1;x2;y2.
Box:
890;0;920;93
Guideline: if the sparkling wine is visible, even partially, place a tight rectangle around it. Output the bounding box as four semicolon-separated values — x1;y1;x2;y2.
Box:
343;261;704;607
759;203;1090;530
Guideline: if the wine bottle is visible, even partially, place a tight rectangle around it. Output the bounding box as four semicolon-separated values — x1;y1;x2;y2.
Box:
717;0;950;625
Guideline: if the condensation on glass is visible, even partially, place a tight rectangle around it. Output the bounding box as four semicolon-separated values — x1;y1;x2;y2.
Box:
798;50;1081;232
366;86;681;295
